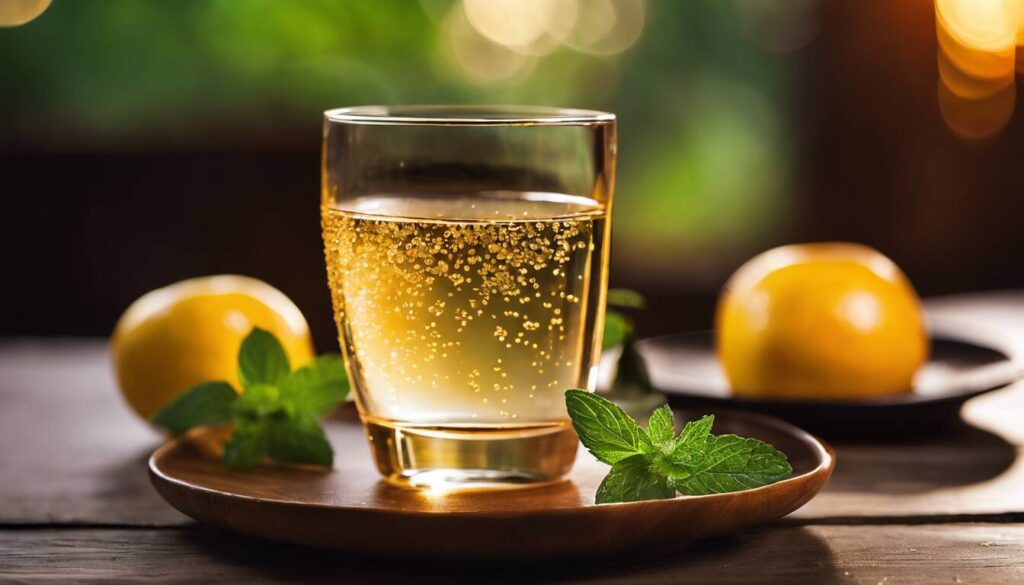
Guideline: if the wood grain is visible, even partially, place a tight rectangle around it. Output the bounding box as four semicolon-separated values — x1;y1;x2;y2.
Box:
790;385;1024;521
0;524;1021;583
2;291;1024;581
3;336;1022;527
0;340;187;526
148;409;832;557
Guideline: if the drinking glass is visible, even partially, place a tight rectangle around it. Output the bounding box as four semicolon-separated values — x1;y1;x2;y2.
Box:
321;106;616;488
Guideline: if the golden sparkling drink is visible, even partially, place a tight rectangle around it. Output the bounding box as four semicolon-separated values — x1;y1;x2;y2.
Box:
322;192;609;486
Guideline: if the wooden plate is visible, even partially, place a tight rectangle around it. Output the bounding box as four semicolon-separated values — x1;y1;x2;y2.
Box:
632;330;1022;436
149;406;833;559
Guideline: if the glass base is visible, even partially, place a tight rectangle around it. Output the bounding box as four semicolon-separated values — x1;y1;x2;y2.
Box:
362;416;579;491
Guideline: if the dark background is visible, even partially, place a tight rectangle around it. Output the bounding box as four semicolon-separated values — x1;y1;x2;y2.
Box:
2;0;1022;350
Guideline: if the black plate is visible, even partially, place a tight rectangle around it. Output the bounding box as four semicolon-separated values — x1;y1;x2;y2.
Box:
631;331;1022;436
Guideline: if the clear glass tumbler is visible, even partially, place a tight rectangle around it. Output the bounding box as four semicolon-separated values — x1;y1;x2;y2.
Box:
321;106;616;489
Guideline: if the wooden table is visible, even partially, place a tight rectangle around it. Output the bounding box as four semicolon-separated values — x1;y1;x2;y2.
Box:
2;292;1023;583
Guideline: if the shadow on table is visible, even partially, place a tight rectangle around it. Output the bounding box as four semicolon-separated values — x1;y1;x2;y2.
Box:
178;525;841;584
824;417;1017;495
94;446;192;524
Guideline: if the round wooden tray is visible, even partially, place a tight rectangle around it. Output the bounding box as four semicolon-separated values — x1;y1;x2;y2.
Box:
149;406;833;559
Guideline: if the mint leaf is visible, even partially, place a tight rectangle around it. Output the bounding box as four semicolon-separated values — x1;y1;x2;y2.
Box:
151;381;237;435
237;327;290;388
606;288;645;309
646;404;675;447
564;391;792;504
668;415;715;465
280;354;348;417
595;453;675;504
666;434;793;496
565;389;652;464
266;415;333;466
678;415;714;445
157;327;344;471
231;384;282;418
223;419;267;470
602;310;633;351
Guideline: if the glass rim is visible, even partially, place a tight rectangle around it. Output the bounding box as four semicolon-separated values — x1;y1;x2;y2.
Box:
324;105;615;127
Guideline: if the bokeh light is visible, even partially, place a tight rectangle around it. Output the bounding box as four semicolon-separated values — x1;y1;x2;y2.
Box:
443;0;644;84
556;0;645;56
938;76;1017;139
0;0;52;27
0;0;796;286
443;4;535;83
934;0;1024;138
462;0;572;56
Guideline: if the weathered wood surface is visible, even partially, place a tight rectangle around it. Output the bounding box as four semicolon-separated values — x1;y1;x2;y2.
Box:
2;340;1021;525
2;291;1024;582
0;524;1021;584
791;386;1024;521
0;340;186;526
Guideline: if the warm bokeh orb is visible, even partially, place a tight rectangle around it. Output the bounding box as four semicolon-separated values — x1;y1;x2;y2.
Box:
715;243;929;400
0;0;52;27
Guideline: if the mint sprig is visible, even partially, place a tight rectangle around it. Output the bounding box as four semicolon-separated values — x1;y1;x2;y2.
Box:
565;390;792;504
152;327;348;470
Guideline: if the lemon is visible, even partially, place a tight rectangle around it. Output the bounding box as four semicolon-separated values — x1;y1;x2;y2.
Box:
112;275;315;420
715;243;929;400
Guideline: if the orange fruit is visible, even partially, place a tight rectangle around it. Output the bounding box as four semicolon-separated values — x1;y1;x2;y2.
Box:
715;243;929;400
112;275;315;420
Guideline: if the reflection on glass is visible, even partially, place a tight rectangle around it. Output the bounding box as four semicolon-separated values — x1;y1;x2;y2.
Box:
321;106;616;489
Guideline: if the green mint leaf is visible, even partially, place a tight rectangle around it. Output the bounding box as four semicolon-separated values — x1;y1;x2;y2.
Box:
266;415;333;467
606;288;646;309
565;389;652;465
602;310;633;351
665;434;793;496
237;327;290;389
223;420;268;470
595;453;675;504
280;354;349;417
175;328;342;471
678;415;714;445
565;391;793;504
231;384;282;418
646;404;675;447
151;381;237;435
666;415;715;465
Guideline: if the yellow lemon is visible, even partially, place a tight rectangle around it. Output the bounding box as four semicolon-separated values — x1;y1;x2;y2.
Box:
715;243;929;400
112;275;315;420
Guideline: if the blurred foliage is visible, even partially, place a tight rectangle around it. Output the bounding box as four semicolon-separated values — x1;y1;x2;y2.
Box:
606;288;646;310
0;0;803;283
602;310;633;351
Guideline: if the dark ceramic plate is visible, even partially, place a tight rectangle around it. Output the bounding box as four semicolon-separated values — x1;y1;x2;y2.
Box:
633;330;1022;436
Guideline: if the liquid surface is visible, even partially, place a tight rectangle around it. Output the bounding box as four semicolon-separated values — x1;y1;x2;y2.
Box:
322;193;608;426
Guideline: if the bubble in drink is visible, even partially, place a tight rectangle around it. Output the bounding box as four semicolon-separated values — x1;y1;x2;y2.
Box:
322;192;608;432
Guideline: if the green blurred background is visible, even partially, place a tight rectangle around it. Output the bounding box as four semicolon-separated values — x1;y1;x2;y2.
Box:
3;0;1024;346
